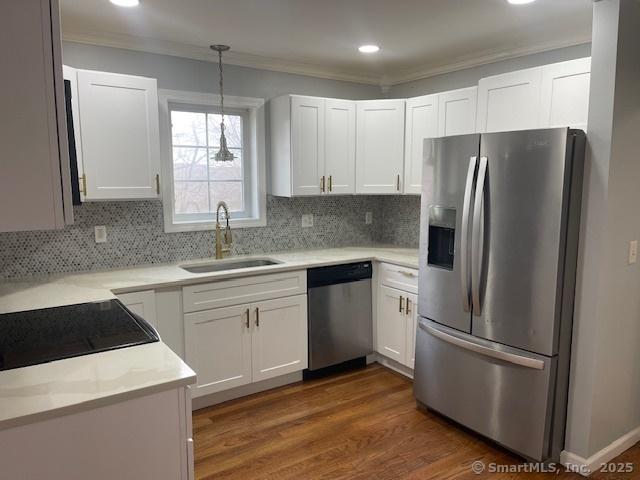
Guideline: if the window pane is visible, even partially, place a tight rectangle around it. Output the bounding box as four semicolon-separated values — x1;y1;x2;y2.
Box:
173;147;208;181
208;114;243;148
171;111;206;146
210;181;243;212
174;181;209;214
209;148;243;181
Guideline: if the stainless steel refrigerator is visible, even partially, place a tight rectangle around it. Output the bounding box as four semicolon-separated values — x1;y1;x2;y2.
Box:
413;128;585;462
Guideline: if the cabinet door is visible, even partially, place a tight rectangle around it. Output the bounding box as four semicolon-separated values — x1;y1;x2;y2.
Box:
325;99;356;194
476;68;543;133
438;87;478;137
405;293;418;369
539;57;591;130
356;100;405;194
404;95;438;195
291;96;325;195
184;305;252;397
376;285;408;364
77;70;160;200
0;0;69;233
117;290;157;327
251;295;308;382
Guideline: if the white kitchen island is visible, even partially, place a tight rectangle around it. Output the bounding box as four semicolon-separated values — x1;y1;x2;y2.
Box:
0;341;196;480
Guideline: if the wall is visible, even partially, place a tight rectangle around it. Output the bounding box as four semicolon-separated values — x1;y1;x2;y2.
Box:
564;0;640;461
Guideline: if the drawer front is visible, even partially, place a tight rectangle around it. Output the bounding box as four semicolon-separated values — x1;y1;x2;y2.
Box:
183;270;307;313
379;262;419;294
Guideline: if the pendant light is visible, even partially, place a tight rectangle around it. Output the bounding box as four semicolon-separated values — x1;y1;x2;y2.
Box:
210;44;235;162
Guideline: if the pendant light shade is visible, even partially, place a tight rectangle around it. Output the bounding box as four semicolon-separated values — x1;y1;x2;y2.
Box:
210;44;234;163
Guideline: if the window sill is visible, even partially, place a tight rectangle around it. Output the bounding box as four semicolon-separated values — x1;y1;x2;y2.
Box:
164;216;267;233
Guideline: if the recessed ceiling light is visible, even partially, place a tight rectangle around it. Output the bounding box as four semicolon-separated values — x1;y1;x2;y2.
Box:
110;0;139;7
358;45;380;54
507;0;536;4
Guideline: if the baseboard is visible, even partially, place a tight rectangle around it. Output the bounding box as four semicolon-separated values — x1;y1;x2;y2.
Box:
560;425;640;476
374;354;414;379
191;371;303;410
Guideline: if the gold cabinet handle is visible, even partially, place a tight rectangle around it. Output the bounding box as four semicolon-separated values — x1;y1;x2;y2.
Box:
406;298;411;315
155;174;160;195
320;175;325;193
245;308;250;329
396;174;401;191
399;295;404;313
255;307;260;327
328;175;333;192
80;174;87;195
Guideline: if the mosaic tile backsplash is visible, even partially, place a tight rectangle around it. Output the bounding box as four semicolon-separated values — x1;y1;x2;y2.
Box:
0;195;421;279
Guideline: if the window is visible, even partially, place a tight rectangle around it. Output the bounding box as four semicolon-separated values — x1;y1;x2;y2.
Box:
159;90;266;232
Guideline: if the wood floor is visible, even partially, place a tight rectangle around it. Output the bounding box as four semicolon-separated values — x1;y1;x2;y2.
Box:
193;364;640;479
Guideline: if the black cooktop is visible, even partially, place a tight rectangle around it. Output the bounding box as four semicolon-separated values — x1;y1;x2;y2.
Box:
0;299;159;372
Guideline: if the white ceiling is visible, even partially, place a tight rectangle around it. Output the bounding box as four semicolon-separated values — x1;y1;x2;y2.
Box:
60;0;593;85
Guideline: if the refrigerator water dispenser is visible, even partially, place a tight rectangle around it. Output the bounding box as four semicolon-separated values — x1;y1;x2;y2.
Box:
427;206;456;270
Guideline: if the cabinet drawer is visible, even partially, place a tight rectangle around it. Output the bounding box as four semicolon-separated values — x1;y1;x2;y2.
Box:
379;263;419;294
183;270;307;313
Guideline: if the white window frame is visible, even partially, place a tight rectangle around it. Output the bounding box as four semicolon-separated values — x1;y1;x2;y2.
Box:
159;89;266;232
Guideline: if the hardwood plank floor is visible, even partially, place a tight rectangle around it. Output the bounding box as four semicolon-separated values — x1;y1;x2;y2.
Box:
193;364;640;479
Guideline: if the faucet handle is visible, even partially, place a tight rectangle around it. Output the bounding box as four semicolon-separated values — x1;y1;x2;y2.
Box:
224;226;233;245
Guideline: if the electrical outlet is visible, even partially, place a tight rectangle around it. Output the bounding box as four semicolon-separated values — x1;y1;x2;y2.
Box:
365;212;373;225
301;214;314;228
629;240;638;265
94;226;107;244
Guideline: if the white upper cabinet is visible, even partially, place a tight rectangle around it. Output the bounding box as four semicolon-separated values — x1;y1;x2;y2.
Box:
539;57;591;130
271;95;355;196
324;99;356;194
76;70;161;200
476;67;543;133
403;88;477;195
438;87;478;137
356;99;406;194
0;0;73;233
290;96;325;195
404;95;438;195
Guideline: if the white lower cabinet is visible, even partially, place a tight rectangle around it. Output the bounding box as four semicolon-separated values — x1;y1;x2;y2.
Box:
251;295;308;382
185;294;308;398
184;304;253;397
377;285;408;364
377;266;419;370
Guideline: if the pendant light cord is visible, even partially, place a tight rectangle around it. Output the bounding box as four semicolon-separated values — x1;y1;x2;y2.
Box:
218;49;225;135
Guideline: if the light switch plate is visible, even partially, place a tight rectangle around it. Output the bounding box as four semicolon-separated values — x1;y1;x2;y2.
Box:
95;226;107;243
365;212;373;225
301;214;314;228
629;240;638;265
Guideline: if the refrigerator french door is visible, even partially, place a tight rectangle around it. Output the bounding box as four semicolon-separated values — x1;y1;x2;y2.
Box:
414;128;585;462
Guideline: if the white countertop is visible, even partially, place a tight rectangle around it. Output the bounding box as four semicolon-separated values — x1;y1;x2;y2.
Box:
0;246;417;431
0;247;419;314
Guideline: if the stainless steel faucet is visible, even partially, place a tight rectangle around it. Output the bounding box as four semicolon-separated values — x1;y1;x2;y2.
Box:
215;201;233;259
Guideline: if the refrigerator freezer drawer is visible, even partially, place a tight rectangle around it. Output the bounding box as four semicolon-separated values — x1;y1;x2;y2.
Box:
414;318;556;461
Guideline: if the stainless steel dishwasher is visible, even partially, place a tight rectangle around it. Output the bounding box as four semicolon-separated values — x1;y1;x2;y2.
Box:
307;262;373;371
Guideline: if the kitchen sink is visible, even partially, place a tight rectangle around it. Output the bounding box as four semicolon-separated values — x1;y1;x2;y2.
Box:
180;258;282;274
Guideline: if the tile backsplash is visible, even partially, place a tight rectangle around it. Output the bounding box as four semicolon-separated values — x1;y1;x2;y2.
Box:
0;195;421;279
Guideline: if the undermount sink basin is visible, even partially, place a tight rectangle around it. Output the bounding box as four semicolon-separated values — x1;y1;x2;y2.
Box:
180;258;282;274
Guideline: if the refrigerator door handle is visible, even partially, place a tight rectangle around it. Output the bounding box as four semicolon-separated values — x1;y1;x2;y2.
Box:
418;319;545;370
471;156;488;316
460;156;477;313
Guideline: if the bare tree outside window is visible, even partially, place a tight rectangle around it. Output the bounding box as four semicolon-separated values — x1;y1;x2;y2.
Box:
171;109;244;217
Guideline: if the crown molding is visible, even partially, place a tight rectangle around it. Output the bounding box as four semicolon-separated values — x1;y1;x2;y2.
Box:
63;30;591;89
381;36;591;86
62;31;382;86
